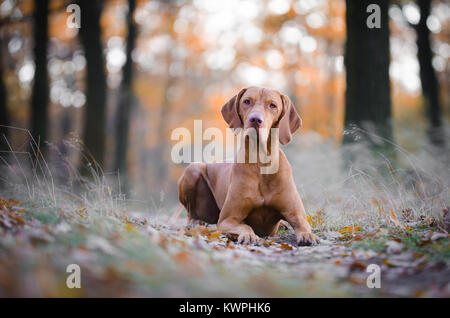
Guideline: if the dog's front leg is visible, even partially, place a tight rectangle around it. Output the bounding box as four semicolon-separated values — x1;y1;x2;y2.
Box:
217;193;259;245
219;218;259;245
278;196;320;246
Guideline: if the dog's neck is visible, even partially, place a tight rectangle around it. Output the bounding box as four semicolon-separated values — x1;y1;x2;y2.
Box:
235;132;280;175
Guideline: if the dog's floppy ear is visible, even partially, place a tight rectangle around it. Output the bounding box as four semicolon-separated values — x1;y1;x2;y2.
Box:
221;88;247;131
278;94;302;145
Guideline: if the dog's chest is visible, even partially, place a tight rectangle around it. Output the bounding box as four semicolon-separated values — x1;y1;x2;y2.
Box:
254;181;281;207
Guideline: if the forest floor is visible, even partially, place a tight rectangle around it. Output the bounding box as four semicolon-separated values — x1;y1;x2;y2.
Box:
0;195;449;297
1;131;449;297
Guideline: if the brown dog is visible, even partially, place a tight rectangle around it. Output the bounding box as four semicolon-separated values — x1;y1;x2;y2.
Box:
175;86;319;246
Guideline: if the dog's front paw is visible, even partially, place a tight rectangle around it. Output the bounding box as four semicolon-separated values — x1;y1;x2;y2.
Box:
296;232;320;246
237;231;260;245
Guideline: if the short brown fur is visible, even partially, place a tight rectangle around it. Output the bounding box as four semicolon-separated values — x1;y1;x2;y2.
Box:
177;87;319;246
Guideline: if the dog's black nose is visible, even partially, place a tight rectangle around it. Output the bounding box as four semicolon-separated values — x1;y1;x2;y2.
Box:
248;113;264;128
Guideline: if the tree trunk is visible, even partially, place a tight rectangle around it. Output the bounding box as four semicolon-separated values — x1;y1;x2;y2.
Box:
344;0;392;148
30;0;49;159
155;72;176;186
114;0;137;195
0;38;9;154
77;1;107;175
415;0;445;147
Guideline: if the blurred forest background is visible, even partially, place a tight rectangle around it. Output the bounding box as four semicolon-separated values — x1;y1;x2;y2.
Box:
0;0;448;202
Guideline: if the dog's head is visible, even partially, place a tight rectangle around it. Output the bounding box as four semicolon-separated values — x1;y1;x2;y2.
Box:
221;86;302;145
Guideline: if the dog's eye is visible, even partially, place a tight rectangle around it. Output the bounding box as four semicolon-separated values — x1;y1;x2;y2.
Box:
269;103;277;109
243;99;251;105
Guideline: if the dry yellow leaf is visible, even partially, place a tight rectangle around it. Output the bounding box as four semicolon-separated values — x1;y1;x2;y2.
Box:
389;208;404;228
382;259;393;266
278;242;293;250
338;226;361;234
0;197;9;207
307;211;323;227
208;231;222;240
195;226;211;237
8;199;22;206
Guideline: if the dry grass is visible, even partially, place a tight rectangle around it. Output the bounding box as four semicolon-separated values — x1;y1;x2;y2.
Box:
0;125;449;297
